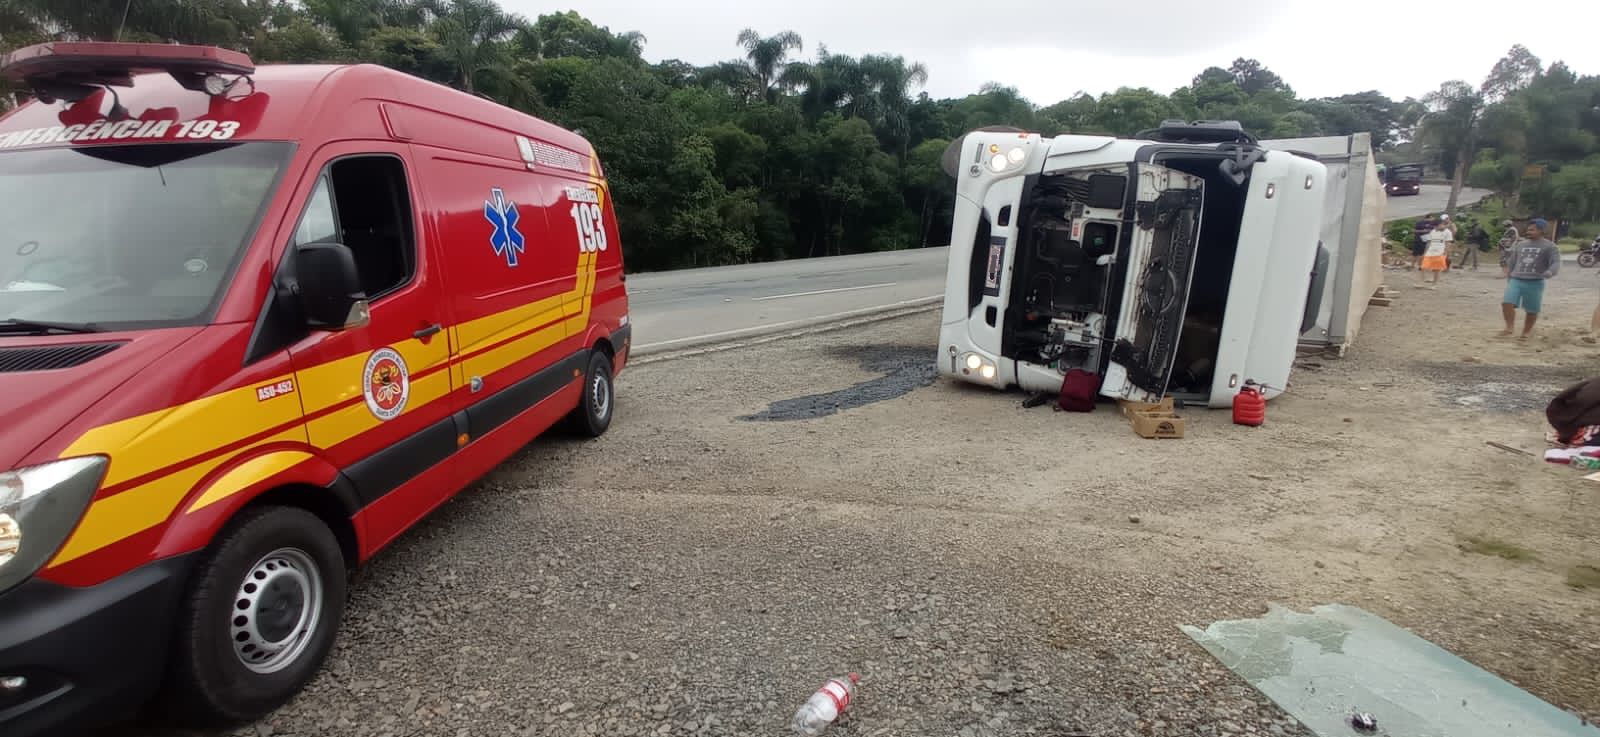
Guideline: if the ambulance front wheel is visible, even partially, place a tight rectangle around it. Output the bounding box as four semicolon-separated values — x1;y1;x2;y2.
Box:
567;350;614;437
161;505;348;726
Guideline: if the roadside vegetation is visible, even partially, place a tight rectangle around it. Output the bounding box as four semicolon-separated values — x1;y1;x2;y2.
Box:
1;1;1596;272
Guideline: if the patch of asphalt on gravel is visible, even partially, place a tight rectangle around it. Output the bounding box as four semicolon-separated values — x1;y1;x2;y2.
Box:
739;344;939;422
1413;361;1583;413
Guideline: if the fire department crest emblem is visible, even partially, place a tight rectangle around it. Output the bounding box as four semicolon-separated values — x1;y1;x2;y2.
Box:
363;347;410;421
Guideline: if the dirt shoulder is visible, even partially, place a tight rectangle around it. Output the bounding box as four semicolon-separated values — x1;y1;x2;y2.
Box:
217;264;1598;737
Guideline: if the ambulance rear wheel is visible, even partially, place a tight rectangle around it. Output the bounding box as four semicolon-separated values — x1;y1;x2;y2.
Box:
567;350;614;437
161;505;347;726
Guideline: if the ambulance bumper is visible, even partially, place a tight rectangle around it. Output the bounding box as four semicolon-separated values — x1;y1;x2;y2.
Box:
0;554;193;737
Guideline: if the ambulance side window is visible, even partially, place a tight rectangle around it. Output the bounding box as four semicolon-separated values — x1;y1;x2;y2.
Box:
322;156;416;300
292;175;339;246
249;156;416;364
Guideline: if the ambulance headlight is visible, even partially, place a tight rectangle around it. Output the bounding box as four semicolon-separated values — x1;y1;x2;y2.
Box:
0;456;106;593
1007;147;1026;164
965;354;984;371
979;364;997;380
989;154;1009;172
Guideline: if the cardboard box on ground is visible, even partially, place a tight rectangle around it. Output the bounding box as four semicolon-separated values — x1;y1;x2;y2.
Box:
1118;398;1186;439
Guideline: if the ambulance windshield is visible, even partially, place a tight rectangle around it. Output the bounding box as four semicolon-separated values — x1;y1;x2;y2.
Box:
0;141;290;330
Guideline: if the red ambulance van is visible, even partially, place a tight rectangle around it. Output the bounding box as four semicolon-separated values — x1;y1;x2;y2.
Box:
0;42;630;736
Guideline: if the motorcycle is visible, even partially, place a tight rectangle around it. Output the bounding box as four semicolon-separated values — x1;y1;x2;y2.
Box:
1579;235;1600;268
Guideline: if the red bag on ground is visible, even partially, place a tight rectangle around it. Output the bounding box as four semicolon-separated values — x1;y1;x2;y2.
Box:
1057;369;1100;412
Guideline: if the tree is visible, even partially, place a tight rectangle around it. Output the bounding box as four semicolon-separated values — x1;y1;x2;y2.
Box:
359;26;453;83
424;0;524;93
1420;80;1484;213
1481;44;1542;103
1092;87;1176;135
1040;93;1100;134
736;28;802;103
950;83;1037;134
905;138;954;247
1228;58;1291;97
861;54;929;159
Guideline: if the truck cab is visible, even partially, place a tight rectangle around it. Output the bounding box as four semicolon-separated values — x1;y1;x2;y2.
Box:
1384;163;1424;196
937;120;1327;408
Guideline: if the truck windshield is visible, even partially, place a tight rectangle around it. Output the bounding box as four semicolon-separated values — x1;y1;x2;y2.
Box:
0;141;290;330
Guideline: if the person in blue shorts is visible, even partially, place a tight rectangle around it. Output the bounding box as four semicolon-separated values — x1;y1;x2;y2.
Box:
1501;219;1561;340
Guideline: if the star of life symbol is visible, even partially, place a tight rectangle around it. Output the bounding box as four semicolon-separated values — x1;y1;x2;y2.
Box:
484;187;525;267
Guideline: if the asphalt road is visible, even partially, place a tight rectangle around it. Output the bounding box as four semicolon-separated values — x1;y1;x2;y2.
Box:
626;185;1491;353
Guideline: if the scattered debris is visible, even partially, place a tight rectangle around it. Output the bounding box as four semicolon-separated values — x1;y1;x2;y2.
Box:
1021;392;1051;409
1120;397;1186;439
1486;441;1535;457
790;673;859;736
1249;473;1274;481
1183;603;1600;737
1128;515;1142;524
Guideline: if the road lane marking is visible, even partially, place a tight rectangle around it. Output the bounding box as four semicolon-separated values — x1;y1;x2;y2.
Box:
753;282;897;302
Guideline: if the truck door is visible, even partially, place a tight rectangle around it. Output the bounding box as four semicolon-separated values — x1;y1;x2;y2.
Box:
1099;164;1204;401
282;144;459;547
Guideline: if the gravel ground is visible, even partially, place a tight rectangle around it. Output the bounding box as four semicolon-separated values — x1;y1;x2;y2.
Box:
118;264;1599;737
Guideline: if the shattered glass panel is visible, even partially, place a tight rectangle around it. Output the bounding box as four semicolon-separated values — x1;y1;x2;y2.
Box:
1181;603;1600;737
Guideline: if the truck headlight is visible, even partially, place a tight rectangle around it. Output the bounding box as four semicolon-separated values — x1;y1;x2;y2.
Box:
0;456;106;592
958;352;999;381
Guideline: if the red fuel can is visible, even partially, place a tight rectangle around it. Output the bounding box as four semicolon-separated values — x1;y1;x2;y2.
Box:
1233;380;1266;427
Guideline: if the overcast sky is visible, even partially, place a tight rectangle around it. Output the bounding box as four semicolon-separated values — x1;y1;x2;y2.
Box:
502;0;1600;104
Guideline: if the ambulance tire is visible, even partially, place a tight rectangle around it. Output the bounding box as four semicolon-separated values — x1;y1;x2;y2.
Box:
161;505;347;727
566;350;614;437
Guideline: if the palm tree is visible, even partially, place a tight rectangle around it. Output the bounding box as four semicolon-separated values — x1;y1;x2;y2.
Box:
422;0;523;93
790;47;871;122
736;28;802;103
862;54;929;159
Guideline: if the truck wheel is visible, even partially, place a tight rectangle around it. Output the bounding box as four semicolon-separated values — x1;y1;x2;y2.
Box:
1579;252;1596;268
161;506;347;726
566;350;614;437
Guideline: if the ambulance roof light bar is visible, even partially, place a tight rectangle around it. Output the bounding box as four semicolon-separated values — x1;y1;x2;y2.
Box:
0;41;255;104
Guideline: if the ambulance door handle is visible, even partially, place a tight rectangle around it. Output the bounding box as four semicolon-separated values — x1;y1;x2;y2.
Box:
414;323;442;340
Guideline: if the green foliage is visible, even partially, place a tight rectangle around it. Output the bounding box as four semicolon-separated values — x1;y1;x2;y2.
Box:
5;4;1598;273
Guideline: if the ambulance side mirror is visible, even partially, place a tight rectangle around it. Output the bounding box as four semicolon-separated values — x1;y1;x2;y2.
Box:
293;242;370;330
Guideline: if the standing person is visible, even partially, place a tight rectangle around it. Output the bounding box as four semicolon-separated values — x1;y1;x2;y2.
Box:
1460;221;1489;271
1412;215;1435;269
1498;219;1521;271
1501;218;1561;340
1435;215;1457;279
1419;222;1451;286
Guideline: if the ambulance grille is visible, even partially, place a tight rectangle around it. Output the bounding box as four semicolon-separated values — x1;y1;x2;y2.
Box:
0;342;123;373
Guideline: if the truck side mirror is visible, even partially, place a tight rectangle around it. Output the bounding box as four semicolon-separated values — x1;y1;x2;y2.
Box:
294;242;370;330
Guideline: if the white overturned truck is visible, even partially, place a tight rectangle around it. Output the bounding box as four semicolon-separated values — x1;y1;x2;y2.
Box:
937;121;1329;408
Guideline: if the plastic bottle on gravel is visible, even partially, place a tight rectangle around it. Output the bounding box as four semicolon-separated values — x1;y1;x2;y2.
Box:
790;673;860;735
